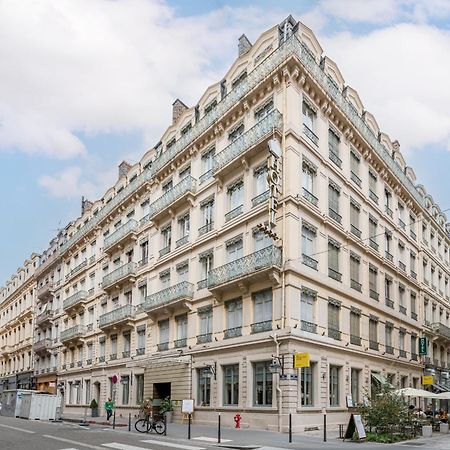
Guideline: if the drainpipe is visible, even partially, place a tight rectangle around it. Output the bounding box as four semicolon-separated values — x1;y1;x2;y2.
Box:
270;333;283;432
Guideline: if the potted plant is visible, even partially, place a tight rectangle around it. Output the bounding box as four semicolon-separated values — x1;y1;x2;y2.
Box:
159;397;174;423
89;399;99;418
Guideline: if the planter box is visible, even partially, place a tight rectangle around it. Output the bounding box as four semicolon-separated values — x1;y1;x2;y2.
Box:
422;425;432;437
440;423;449;434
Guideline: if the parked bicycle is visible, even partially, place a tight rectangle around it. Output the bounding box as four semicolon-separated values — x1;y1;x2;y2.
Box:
135;414;166;434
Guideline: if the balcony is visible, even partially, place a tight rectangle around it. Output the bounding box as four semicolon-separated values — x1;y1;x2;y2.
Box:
33;338;52;354
35;309;53;327
328;267;342;282
369;190;379;204
252;190;269;208
328;208;342;224
369;340;379;351
141;281;194;317
399;350;407;358
213;109;283;176
398;218;406;231
350;279;362;292
431;322;450;341
60;325;87;345
66;259;88;281
198;222;214;236
385;298;394;309
176;235;189;248
410;229;417;240
329;149;342;168
300;320;317;334
103;219;138;254
197;333;212;344
224;327;242;339
411;312;418;321
99;304;135;331
143;176;197;224
369;238;379;252
399;305;407;315
157;343;169;352
102;262;137;291
303;123;318;145
350;225;362;239
225;205;243;222
37;282;54;301
411;353;418;361
350;171;362;187
302;188;318;206
174;338;187;348
302;254;318;270
385;206;393;218
159;245;170;258
350;335;362;346
384;251;394;262
410;270;417;280
385;345;394;355
251;320;272;334
199;169;213;184
1;344;12;356
369;289;379;301
63;290;88;312
208;245;281;293
399;261;406;272
328;328;341;341
136;348;145;356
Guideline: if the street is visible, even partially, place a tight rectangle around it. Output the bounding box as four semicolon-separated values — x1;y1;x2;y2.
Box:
0;415;448;450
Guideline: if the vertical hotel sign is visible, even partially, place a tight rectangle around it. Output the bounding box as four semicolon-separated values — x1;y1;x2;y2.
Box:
267;139;282;230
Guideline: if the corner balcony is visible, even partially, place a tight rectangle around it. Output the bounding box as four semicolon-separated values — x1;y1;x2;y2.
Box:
1;344;12;356
33;338;52;355
212;109;283;178
102;262;137;291
207;245;282;294
142;176;197;225
103;219;138;254
60;324;87;345
63;290;88;313
99;304;135;331
35;309;53;328
37;282;54;301
141;281;194;318
431;322;450;341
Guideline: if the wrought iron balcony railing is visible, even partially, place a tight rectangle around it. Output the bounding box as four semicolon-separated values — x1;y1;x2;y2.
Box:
33;338;52;353
328;328;341;341
99;304;135;329
431;322;450;339
252;190;269;207
302;254;318;270
142;281;194;313
369;190;378;204
225;205;243;222
369;340;379;351
303;123;318;145
102;262;137;289
302;188;318;206
350;279;362;292
174;338;187;348
198;222;214;236
63;290;88;310
350;171;362;187
208;245;281;289
197;333;212;344
213;109;283;174
350;335;362;346
300;320;317;334
250;320;272;334
328;267;342;282
104;219;138;251
369;238;379;251
224;327;242;339
176;235;189;248
350;225;362;238
329;149;342;168
328;208;342;224
60;324;86;342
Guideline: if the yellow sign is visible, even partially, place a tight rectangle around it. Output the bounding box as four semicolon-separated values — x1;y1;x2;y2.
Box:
294;352;310;368
422;375;433;385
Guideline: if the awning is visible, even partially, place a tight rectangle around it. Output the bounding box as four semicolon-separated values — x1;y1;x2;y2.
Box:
435;392;450;400
431;383;447;393
395;388;438;398
371;373;394;389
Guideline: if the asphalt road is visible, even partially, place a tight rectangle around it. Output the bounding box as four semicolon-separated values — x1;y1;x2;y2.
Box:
0;415;447;450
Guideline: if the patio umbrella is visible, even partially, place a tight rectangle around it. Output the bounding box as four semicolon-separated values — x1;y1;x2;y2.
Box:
395;388;438;398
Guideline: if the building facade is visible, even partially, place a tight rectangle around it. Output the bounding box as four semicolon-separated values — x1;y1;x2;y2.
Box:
1;16;450;431
0;254;39;392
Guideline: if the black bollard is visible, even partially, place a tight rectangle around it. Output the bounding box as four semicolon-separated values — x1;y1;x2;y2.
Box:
164;413;167;436
323;414;326;442
218;413;221;443
289;413;292;443
188;413;191;439
128;413;131;432
113;411;116;430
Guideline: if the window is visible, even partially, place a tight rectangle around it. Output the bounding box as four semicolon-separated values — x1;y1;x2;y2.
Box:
225;298;242;336
227;180;243;212
124;291;132;305
110;335;117;358
200;198;214;233
369;318;378;348
328;128;341;167
228;123;244;142
350;199;361;237
301;364;314;406
329;366;340;406
328;182;341;223
300;288;316;331
136;374;144;405
177;262;189;282
384;189;392;216
302;100;317;143
385;324;393;353
161;226;171;252
302;159;317;201
204;99;217;116
139;284;147;303
179;165;191;180
99;338;105;360
301;223;316;266
226;237;243;263
410;292;417;319
369;265;378;298
255;98;274;121
231;71;247;89
223;364;239;405
369;170;378;202
385;277;392;306
159;320;169;347
253;229;273;251
137;326;146;353
328;300;341;340
350;253;361;291
198;307;213;340
123;333;131;357
197;368;211;406
199;251;213;286
121;376;130;405
253;361;272;406
253;289;272;327
253;165;269;201
350;309;361;345
350;150;361;186
139;240;148;266
201;148;215;182
399;330;405;353
369;216;378;250
328;239;340;280
176;314;187;343
351;369;360;404
178;214;190;240
162;179;173;193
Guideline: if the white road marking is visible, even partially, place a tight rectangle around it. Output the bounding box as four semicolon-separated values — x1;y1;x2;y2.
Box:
102;443;154;450
59;448;80;450
141;439;205;450
192;436;232;443
0;423;35;434
42;435;103;449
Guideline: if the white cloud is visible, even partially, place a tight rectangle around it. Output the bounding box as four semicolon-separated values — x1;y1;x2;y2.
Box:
318;23;450;153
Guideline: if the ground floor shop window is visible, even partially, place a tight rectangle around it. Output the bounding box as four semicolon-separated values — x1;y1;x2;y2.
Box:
121;375;130;405
253;361;272;406
223;364;239;405
135;374;144;405
301;364;314;406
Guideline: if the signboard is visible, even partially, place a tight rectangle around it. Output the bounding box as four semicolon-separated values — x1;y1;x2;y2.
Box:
344;414;366;441
111;375;118;384
346;394;354;408
181;399;194;414
422;375;433;385
419;337;427;356
267;141;282;230
293;352;310;369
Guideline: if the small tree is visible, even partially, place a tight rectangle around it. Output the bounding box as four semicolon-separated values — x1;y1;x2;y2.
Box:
360;385;409;430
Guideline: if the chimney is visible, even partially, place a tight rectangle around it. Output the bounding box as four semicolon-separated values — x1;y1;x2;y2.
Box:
393;140;400;152
238;34;252;57
81;196;93;215
172;99;188;125
118;160;132;178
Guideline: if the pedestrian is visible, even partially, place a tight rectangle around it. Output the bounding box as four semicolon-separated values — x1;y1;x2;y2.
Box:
105;397;114;421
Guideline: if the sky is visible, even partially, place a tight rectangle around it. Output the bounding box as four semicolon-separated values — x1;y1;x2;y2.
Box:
1;0;450;283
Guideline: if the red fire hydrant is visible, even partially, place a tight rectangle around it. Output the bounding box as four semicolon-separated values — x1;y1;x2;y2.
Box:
234;413;241;429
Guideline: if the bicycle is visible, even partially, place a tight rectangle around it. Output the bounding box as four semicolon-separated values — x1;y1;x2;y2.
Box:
135;413;166;434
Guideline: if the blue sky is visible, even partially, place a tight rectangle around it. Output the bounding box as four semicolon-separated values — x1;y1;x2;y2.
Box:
1;0;450;283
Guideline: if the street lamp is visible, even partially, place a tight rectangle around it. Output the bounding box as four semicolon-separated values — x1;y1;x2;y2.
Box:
268;356;285;376
203;362;216;380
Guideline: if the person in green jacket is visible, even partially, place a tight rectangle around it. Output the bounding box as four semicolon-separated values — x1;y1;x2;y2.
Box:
105;398;114;421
